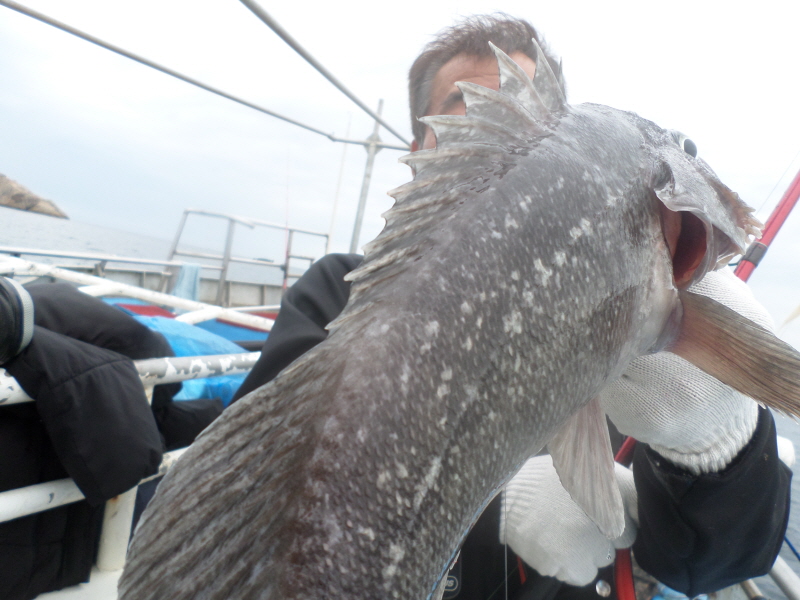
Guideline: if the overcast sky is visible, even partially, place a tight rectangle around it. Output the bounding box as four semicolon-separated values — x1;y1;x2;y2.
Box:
1;0;800;344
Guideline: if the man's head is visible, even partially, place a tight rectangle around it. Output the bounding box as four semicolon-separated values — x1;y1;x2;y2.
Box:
408;14;565;150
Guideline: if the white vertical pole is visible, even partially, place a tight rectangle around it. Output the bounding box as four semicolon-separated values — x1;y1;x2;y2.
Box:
96;488;138;571
349;100;383;254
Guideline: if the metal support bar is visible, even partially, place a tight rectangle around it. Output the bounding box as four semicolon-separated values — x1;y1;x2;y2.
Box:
0;0;346;140
350;100;383;253
96;489;137;571
0;448;189;524
283;229;295;289
167;209;190;262
0;246;190;268
238;0;410;146
740;579;767;600
0;478;85;523
0;257;274;331
770;555;800;600
133;352;262;387
1;352;261;405
216;218;237;305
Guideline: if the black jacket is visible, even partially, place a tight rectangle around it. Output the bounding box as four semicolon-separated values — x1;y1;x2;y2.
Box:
0;282;222;599
233;253;791;599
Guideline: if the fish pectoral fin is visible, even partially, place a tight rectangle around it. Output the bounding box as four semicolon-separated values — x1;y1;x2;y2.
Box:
547;396;625;539
672;290;800;417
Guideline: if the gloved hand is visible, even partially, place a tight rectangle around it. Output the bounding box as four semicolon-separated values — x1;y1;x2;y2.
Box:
601;268;775;474
500;455;638;586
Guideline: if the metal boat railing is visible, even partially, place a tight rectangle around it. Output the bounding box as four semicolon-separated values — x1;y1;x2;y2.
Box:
0;256;275;331
0;351;260;573
166;208;329;302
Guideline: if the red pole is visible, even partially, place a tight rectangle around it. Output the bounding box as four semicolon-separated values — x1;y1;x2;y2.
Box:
614;548;637;600
736;168;800;282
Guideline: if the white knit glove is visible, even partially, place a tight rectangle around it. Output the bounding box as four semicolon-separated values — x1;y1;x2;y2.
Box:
500;455;638;586
601;269;774;474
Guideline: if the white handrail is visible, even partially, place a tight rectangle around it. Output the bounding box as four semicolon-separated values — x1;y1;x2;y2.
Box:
0;257;274;331
0;352;261;405
0;448;189;525
770;555;800;600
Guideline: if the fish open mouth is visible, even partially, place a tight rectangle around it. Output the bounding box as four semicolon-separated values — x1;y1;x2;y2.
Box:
660;203;708;288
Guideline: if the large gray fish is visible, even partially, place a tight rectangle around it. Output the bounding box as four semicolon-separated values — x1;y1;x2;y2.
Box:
119;43;800;600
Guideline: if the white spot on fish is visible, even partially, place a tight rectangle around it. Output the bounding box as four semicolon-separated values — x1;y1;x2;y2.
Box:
413;457;442;511
396;463;409;478
533;259;553;287
476;316;483;329
441;368;453;381
510;270;520;281
569;226;583;240
358;527;376;541
462;337;473;351
380;323;390;333
377;471;391;489
437;384;450;398
503;310;523;335
383;543;406;583
523;290;535;306
491;231;503;239
580;218;593;235
504;215;519;229
460;301;473;315
554;251;566;266
425;321;440;337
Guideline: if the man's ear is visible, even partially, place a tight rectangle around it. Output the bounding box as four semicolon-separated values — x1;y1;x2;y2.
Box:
410;140;419;152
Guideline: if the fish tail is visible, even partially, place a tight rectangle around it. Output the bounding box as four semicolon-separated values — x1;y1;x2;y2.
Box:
671;290;800;417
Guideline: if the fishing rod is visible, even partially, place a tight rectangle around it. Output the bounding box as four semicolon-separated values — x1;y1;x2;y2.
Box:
735;166;800;282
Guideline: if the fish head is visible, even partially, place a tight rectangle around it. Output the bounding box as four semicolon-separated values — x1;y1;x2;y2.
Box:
618;117;763;354
642;123;762;289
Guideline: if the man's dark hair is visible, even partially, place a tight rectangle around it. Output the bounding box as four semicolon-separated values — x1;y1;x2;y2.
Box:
408;14;565;146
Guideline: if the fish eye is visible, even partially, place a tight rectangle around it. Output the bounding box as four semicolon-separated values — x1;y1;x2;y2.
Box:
669;130;698;158
682;138;698;157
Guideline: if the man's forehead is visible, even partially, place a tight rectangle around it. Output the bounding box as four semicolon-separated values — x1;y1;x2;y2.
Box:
426;51;537;118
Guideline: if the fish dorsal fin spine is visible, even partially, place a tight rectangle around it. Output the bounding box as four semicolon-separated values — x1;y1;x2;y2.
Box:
336;45;567;331
488;41;550;119
529;37;567;113
416;114;529;150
